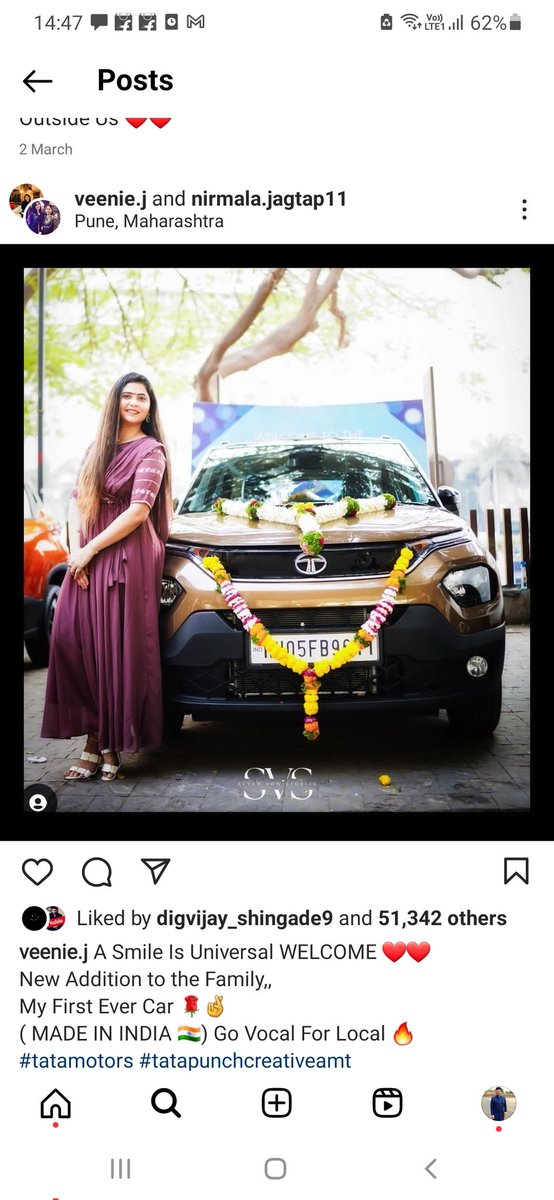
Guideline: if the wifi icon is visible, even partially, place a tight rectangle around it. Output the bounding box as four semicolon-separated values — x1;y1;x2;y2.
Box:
401;12;420;25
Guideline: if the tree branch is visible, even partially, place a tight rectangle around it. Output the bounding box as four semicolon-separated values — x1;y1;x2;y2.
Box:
99;268;144;358
329;285;349;348
451;268;485;278
218;267;344;381
451;268;511;285
195;268;287;402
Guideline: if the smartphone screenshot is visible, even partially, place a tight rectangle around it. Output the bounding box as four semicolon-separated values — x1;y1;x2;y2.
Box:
4;0;543;1193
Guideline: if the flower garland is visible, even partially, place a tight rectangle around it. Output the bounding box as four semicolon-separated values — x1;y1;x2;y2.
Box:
213;493;396;556
202;546;413;740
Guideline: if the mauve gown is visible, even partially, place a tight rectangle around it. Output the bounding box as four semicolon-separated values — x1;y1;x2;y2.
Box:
41;436;170;753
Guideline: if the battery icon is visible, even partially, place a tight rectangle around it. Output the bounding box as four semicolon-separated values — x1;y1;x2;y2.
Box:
509;13;521;28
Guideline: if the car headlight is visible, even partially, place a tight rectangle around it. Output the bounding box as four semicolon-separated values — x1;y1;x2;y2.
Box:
160;577;184;608
442;565;492;607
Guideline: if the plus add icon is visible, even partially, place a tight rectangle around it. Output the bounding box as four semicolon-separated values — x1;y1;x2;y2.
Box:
262;1088;292;1118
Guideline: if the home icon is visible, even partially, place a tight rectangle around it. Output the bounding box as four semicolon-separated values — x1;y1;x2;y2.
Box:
41;1089;71;1119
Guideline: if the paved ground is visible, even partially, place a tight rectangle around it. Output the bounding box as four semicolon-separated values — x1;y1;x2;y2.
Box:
24;628;529;813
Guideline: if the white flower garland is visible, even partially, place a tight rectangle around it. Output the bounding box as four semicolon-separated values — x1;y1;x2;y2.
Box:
213;494;396;556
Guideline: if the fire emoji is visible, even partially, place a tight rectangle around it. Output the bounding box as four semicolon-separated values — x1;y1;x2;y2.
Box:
393;1022;413;1046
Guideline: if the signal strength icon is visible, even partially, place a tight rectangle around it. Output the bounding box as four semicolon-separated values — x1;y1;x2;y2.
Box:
401;12;420;26
448;14;464;27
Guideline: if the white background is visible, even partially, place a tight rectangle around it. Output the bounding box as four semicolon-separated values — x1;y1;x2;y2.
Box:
3;0;552;244
1;839;547;1197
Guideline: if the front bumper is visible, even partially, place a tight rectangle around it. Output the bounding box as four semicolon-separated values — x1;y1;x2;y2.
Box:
161;605;505;719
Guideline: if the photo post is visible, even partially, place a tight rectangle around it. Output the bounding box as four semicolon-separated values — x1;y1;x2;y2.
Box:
23;264;530;817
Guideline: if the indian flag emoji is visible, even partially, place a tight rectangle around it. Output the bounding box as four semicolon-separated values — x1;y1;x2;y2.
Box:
177;1025;201;1042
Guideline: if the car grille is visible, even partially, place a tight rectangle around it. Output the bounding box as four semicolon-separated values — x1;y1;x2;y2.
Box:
220;605;406;632
168;646;445;706
213;543;407;580
220;605;367;631
229;663;378;698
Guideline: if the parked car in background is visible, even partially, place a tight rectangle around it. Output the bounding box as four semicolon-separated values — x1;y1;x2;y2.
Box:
24;481;69;666
159;437;505;736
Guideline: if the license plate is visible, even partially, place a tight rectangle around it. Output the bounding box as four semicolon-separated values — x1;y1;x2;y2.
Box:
248;630;380;666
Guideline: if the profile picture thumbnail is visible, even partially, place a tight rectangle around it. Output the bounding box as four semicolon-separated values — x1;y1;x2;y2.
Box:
46;905;66;931
9;182;43;217
25;199;61;236
481;1085;517;1122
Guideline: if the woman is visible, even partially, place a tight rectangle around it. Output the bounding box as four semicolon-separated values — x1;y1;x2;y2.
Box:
27;200;43;233
40;204;56;234
41;372;172;780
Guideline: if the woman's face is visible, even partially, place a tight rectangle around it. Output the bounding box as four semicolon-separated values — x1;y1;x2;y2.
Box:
34;202;42;212
45;206;53;215
119;380;151;430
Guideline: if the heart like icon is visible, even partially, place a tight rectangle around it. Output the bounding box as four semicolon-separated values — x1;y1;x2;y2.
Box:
126;118;147;128
407;941;431;962
150;117;171;128
382;941;406;962
22;858;53;886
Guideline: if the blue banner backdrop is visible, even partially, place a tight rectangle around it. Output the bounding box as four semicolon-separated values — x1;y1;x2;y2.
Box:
191;399;428;472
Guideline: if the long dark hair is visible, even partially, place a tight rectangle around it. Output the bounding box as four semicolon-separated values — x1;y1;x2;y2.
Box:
77;372;172;537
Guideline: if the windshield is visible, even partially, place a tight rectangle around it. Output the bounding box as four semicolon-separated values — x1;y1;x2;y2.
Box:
181;443;437;512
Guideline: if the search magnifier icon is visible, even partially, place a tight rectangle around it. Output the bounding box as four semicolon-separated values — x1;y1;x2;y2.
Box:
151;1088;181;1118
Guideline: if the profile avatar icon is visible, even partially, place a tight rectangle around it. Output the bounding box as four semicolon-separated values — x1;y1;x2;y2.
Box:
46;906;66;931
22;906;47;931
481;1085;517;1123
25;198;61;236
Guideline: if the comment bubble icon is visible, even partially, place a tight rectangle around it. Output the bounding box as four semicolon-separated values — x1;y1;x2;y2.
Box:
82;857;112;886
91;13;108;29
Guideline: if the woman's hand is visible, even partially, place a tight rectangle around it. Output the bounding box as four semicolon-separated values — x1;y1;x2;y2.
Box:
67;545;94;586
73;565;89;590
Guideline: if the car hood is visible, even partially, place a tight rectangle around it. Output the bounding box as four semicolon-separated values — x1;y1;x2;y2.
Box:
168;505;468;546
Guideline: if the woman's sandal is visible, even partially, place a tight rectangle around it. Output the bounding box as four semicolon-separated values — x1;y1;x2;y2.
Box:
100;752;122;782
64;750;101;781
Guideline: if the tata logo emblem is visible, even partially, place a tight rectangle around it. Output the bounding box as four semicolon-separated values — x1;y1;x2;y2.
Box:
294;553;327;575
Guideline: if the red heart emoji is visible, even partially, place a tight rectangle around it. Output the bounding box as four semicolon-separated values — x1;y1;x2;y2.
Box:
126;118;147;128
407;941;431;962
382;941;406;962
150;117;171;128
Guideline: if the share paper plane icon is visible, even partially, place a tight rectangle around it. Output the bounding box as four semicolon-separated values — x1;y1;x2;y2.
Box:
141;858;171;884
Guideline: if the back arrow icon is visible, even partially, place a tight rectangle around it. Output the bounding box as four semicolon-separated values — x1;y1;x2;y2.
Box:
24;70;53;92
425;1159;437;1179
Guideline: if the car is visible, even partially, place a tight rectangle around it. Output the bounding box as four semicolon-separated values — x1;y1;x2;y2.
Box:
24;481;69;666
159;437;505;737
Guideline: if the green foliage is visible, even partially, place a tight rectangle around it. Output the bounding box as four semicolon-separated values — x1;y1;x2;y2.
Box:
23;266;525;436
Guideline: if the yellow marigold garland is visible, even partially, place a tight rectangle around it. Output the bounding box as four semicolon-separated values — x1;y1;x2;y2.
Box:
202;547;413;740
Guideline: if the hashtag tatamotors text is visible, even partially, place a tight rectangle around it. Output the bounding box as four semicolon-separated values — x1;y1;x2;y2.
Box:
20;1051;351;1070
